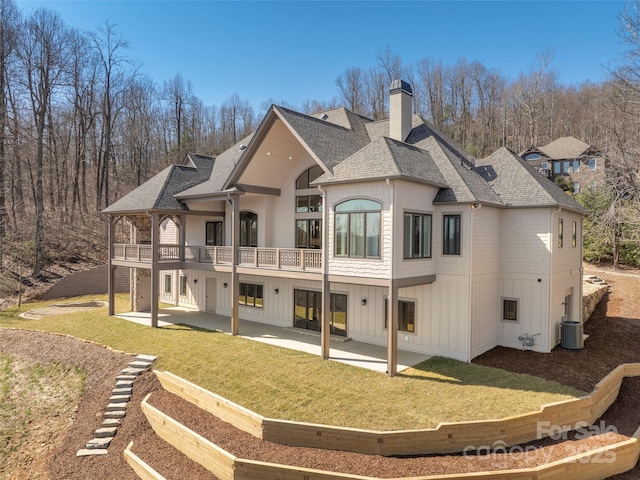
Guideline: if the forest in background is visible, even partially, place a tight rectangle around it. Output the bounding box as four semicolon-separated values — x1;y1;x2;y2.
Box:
1;0;640;300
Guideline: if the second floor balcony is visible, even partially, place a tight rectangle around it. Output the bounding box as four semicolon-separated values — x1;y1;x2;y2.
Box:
112;244;322;272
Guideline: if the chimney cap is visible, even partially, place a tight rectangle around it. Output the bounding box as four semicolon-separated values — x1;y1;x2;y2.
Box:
389;79;412;96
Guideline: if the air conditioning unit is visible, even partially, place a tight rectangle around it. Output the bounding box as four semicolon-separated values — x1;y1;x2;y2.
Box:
561;320;584;350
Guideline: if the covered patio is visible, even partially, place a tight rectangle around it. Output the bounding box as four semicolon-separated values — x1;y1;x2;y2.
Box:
116;307;431;374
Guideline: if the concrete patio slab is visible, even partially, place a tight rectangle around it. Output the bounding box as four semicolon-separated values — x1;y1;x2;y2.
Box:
116;308;431;374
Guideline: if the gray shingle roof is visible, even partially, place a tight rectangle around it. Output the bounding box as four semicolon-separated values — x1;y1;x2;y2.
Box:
177;134;255;199
476;147;588;213
407;121;503;205
313;137;447;186
275;106;371;171
102;153;214;214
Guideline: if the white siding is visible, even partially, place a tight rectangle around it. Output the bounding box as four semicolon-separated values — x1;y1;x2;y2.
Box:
160;218;178;244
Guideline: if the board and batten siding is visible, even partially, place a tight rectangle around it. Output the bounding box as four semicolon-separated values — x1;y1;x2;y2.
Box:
470;206;501;359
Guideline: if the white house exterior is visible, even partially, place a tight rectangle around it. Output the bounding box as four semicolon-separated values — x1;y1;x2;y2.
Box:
104;80;587;376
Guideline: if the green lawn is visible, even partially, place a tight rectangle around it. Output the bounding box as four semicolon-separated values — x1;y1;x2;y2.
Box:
0;294;585;430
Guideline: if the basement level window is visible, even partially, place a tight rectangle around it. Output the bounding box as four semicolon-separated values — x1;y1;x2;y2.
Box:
164;274;172;294
179;275;187;296
502;298;518;322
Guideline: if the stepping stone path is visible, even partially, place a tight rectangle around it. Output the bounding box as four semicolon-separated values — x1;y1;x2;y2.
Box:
584;274;609;287
76;354;157;457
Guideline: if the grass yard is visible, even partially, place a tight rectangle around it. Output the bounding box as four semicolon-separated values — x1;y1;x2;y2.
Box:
0;294;585;431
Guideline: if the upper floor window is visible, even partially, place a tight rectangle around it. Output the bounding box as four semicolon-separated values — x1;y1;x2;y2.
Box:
553;162;561;174
240;212;257;247
525;153;541;161
443;214;461;255
572;160;580;173
404;212;432;259
563;161;570;173
296;165;324;189
558;218;564;248
541;162;548;170
296;166;324;213
206;221;223;246
589;158;597;171
334;199;381;258
573;182;580;194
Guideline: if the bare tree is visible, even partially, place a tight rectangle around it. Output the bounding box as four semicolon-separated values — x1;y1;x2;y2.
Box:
16;7;72;275
336;66;366;115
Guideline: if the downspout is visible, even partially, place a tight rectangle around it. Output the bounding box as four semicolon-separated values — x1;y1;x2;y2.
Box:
386;179;398;377
318;185;330;359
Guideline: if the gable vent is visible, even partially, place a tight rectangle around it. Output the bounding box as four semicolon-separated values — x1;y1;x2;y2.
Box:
239;144;247;151
318;113;328;120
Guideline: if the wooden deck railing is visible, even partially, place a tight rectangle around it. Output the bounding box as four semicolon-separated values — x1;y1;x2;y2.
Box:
112;244;322;271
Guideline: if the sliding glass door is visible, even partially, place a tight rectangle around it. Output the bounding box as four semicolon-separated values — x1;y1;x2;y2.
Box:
294;289;347;336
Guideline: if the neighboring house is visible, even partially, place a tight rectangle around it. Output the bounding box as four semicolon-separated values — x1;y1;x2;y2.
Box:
520;136;605;193
104;80;587;376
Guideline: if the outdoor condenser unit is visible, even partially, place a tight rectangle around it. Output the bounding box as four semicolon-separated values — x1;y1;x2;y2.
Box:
560;320;584;350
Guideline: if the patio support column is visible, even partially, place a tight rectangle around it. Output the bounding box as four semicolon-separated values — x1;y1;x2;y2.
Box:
178;214;186;262
108;216;115;316
386;179;398;377
150;212;159;328
231;195;240;335
387;280;398;377
320;186;330;358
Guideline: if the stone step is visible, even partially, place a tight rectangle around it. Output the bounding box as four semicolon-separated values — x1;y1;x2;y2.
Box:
103;410;126;419
115;374;137;382
112;387;132;395
136;354;158;363
102;418;122;427
95;427;118;438
77;448;108;457
127;360;152;369
115;380;134;389
105;402;128;411
109;394;131;403
120;367;145;376
86;437;113;449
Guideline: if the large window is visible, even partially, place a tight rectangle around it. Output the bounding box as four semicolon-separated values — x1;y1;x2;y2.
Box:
296;165;324;189
558;218;564;248
572;160;580;173
294;289;347;336
384;298;416;333
404;212;432;259
553;162;561;174
443;214;461;255
296;219;322;249
589;158;597;171
239;282;263;308
502;298;518;322
334;199;381;258
179;275;187;296
206;221;223;246
240;212;257;247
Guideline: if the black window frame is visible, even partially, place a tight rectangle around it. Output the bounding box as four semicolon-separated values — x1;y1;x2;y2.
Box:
334;199;381;259
239;282;263;308
404;212;432;259
558;218;564;248
164;274;172;294
502;298;518;322
296;218;322;249
384;298;416;333
179;275;187;296
240;211;258;247
205;221;224;246
443;214;461;256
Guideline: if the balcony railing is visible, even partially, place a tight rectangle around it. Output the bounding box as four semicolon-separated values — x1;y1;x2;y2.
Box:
112;244;322;271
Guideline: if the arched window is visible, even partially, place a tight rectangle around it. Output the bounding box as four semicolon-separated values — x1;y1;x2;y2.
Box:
334;199;381;258
525;153;541;161
240;212;257;247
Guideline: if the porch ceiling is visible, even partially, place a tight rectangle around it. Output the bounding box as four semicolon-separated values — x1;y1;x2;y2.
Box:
236;118;310;190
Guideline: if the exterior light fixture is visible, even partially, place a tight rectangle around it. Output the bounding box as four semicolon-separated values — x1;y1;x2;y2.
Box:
361;298;367;306
223;283;228;288
193;278;198;284
274;288;279;294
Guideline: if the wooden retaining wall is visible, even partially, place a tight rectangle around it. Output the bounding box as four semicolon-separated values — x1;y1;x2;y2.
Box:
155;364;640;456
138;392;640;480
124;441;165;480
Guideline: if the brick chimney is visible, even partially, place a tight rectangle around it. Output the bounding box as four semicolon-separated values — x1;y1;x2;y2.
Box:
389;79;413;142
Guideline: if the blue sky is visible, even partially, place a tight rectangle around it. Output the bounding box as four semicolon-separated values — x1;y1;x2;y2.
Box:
18;0;627;110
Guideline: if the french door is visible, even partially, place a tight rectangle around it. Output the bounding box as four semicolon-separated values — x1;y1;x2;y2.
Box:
294;289;347;336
